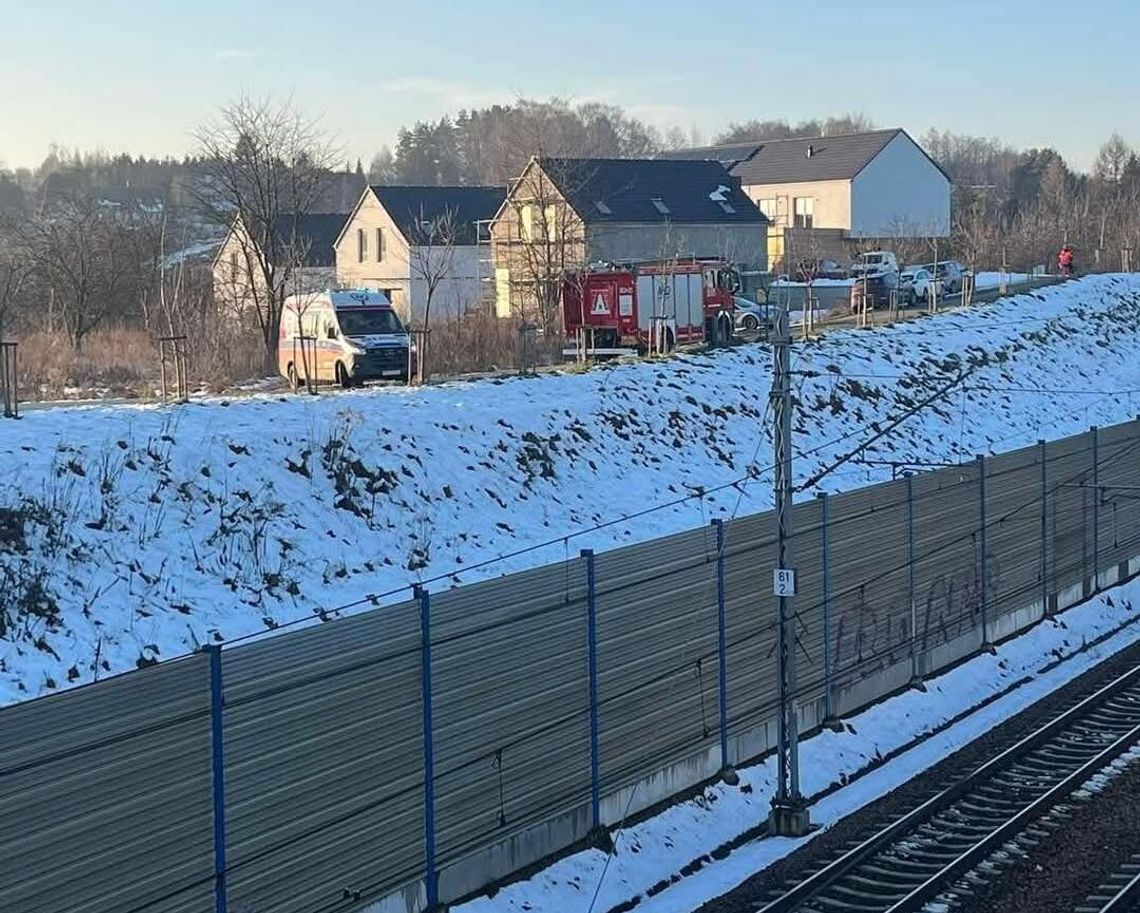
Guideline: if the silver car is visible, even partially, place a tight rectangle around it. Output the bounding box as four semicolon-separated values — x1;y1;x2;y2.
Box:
733;298;771;334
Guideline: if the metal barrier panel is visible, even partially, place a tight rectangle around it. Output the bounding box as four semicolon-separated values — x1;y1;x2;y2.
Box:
984;443;1046;618
910;463;984;653
0;655;214;913
594;526;719;796
825;478;911;691
430;561;590;869
222;601;424;913
1096;420;1140;570
783;498;827;703
1048;431;1095;593
722;512;779;736
4;417;1140;912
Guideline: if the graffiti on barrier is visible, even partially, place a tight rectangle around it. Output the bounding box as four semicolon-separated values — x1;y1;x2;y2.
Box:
828;541;1002;683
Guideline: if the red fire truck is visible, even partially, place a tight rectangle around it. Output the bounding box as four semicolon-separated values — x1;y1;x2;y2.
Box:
562;258;740;357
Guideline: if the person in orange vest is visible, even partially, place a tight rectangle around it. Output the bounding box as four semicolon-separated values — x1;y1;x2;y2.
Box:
1058;244;1075;277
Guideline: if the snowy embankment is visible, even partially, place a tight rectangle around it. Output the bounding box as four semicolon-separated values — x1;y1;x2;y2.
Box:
455;578;1140;913
1;275;1139;703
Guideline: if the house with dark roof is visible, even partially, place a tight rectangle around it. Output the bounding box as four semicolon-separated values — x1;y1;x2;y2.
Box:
212;211;346;318
488;156;767;321
661;129;951;271
334;185;506;320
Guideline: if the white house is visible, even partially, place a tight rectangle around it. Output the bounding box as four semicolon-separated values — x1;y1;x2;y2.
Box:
334;185;505;322
212;212;343;318
662;129;952;270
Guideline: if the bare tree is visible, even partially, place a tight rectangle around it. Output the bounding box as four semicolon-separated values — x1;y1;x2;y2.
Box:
406;206;463;382
407;206;461;330
193;96;339;370
496;157;590;334
17;198;140;350
1093;133;1131;185
0;222;27;342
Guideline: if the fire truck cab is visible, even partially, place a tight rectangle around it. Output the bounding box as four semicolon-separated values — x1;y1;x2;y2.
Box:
562;258;740;358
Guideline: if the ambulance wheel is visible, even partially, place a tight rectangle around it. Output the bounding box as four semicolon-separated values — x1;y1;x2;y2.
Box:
741;314;759;332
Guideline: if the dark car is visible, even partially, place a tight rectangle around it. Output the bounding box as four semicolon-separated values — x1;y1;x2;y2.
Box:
795;258;847;282
848;274;893;312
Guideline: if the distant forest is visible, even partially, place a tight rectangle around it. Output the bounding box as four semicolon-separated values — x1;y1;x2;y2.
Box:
3;96;1140;276
4;98;1137;226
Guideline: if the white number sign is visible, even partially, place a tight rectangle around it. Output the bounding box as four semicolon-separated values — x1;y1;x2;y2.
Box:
773;568;797;597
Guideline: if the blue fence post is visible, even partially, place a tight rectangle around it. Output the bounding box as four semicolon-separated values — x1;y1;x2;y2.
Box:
1091;425;1100;590
1040;439;1049;616
977;454;992;650
712;520;730;775
416;585;438;909
205;645;228;913
581;549;601;830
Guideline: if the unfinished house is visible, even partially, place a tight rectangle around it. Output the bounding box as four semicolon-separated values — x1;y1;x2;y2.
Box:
489;156;767;325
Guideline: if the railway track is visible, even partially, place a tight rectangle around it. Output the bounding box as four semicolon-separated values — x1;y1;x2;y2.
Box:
1077;857;1140;913
754;663;1140;913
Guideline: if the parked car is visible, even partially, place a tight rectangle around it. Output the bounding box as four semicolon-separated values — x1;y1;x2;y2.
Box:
794;258;847;282
733;297;771;334
848;274;894;312
899;267;943;306
925;260;966;295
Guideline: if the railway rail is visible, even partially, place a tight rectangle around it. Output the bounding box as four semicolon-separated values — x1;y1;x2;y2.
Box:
1077;857;1140;913
754;663;1140;913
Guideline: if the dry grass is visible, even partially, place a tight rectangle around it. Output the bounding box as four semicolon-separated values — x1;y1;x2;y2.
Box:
7;312;559;402
14;325;268;400
422;311;563;378
17;328;158;399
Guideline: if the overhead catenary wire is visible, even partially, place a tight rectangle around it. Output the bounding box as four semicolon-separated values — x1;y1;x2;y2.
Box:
223;281;1140;645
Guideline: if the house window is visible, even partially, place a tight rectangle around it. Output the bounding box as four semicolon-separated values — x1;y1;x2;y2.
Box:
758;198;777;219
651;197;670;215
357;227;368;262
793;197;814;229
229;250;239;277
521;204;534;242
544;204;558;242
376;227;385;262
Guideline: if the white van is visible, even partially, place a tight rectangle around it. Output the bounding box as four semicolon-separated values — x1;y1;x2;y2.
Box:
850;251;900;287
278;289;411;387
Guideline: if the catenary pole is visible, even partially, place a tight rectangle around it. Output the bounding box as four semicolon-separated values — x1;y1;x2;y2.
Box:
769;301;810;836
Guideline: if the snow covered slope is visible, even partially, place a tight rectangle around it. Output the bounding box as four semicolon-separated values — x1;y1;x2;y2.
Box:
2;275;1139;703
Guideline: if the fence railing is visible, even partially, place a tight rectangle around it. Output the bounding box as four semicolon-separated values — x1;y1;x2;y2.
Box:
3;420;1140;913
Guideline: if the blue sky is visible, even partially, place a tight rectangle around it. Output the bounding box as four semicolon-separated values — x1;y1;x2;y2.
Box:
1;0;1135;170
